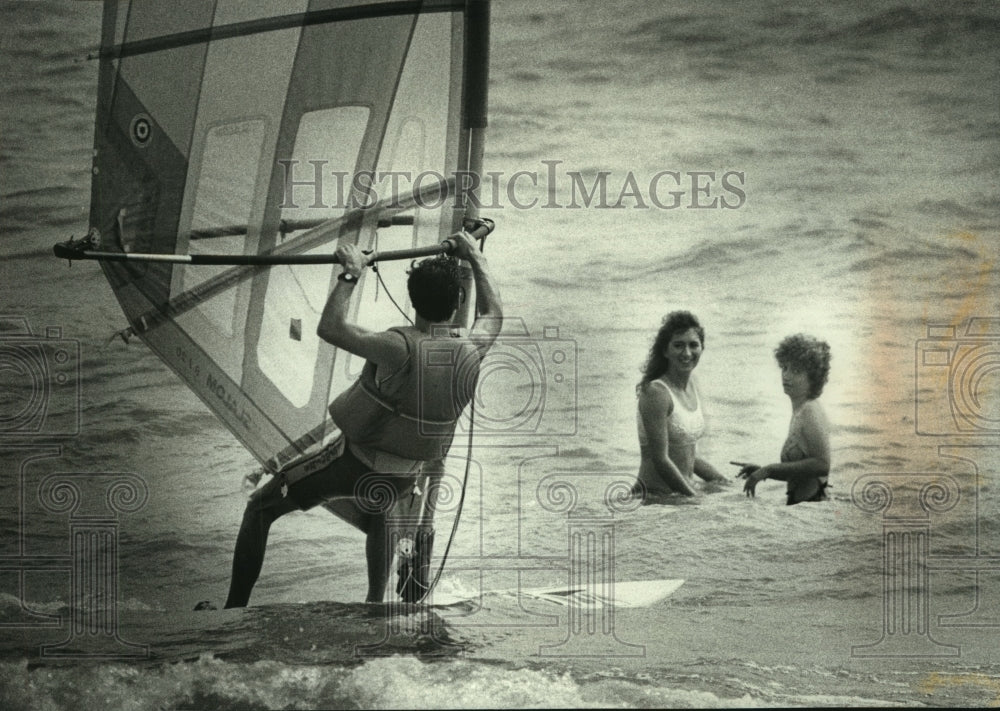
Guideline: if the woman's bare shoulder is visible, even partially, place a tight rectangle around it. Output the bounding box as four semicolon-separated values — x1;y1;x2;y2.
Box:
638;378;673;409
639;378;672;398
799;399;830;430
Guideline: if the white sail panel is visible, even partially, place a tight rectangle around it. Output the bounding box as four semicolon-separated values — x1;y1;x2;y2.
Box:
258;106;369;408
171;26;302;383
277;106;372;223
182;119;265;341
213;0;310;26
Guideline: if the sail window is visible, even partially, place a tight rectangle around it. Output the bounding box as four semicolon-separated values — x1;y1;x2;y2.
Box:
258;106;370;408
181;119;267;339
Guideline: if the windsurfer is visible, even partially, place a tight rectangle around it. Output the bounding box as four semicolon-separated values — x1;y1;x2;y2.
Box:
224;229;501;606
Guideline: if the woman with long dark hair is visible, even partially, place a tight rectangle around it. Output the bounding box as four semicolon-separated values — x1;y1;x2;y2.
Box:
631;311;727;500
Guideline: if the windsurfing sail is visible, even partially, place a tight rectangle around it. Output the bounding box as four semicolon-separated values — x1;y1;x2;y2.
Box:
80;0;491;488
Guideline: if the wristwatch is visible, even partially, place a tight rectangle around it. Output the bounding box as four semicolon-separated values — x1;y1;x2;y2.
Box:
338;271;359;284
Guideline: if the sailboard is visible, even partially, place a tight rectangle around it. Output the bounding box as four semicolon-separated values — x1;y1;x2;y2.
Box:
62;0;492;601
430;579;686;609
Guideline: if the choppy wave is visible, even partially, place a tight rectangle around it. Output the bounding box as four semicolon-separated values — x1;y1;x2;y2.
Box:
0;655;784;710
800;6;1000;50
0;647;944;710
623;4;1000;58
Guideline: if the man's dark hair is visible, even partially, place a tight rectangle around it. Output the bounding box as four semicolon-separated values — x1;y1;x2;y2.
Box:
407;255;463;323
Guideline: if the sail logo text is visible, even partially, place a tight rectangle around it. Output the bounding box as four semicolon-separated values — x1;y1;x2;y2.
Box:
278;160;746;211
176;345;253;431
205;372;253;431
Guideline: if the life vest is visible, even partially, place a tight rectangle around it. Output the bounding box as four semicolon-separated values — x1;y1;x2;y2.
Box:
328;326;479;461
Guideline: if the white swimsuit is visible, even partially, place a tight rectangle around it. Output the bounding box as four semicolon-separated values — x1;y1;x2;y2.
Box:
637;379;705;450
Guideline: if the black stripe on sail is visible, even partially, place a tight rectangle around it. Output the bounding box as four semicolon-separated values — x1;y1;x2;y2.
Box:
464;0;490;130
97;1;467;60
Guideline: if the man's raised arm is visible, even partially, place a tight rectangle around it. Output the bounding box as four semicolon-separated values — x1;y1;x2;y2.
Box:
450;230;502;353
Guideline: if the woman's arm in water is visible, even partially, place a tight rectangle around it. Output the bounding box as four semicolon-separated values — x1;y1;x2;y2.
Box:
763;402;831;482
638;383;698;496
693;458;728;484
743;403;830;496
760;458;828;482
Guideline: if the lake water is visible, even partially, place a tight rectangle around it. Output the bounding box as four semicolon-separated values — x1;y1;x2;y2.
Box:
1;0;999;707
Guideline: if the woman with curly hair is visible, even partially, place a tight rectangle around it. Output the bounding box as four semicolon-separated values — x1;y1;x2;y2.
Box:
740;334;832;505
631;311;727;500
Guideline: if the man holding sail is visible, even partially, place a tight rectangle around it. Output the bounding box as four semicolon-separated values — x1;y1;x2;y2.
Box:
224;229;502;607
